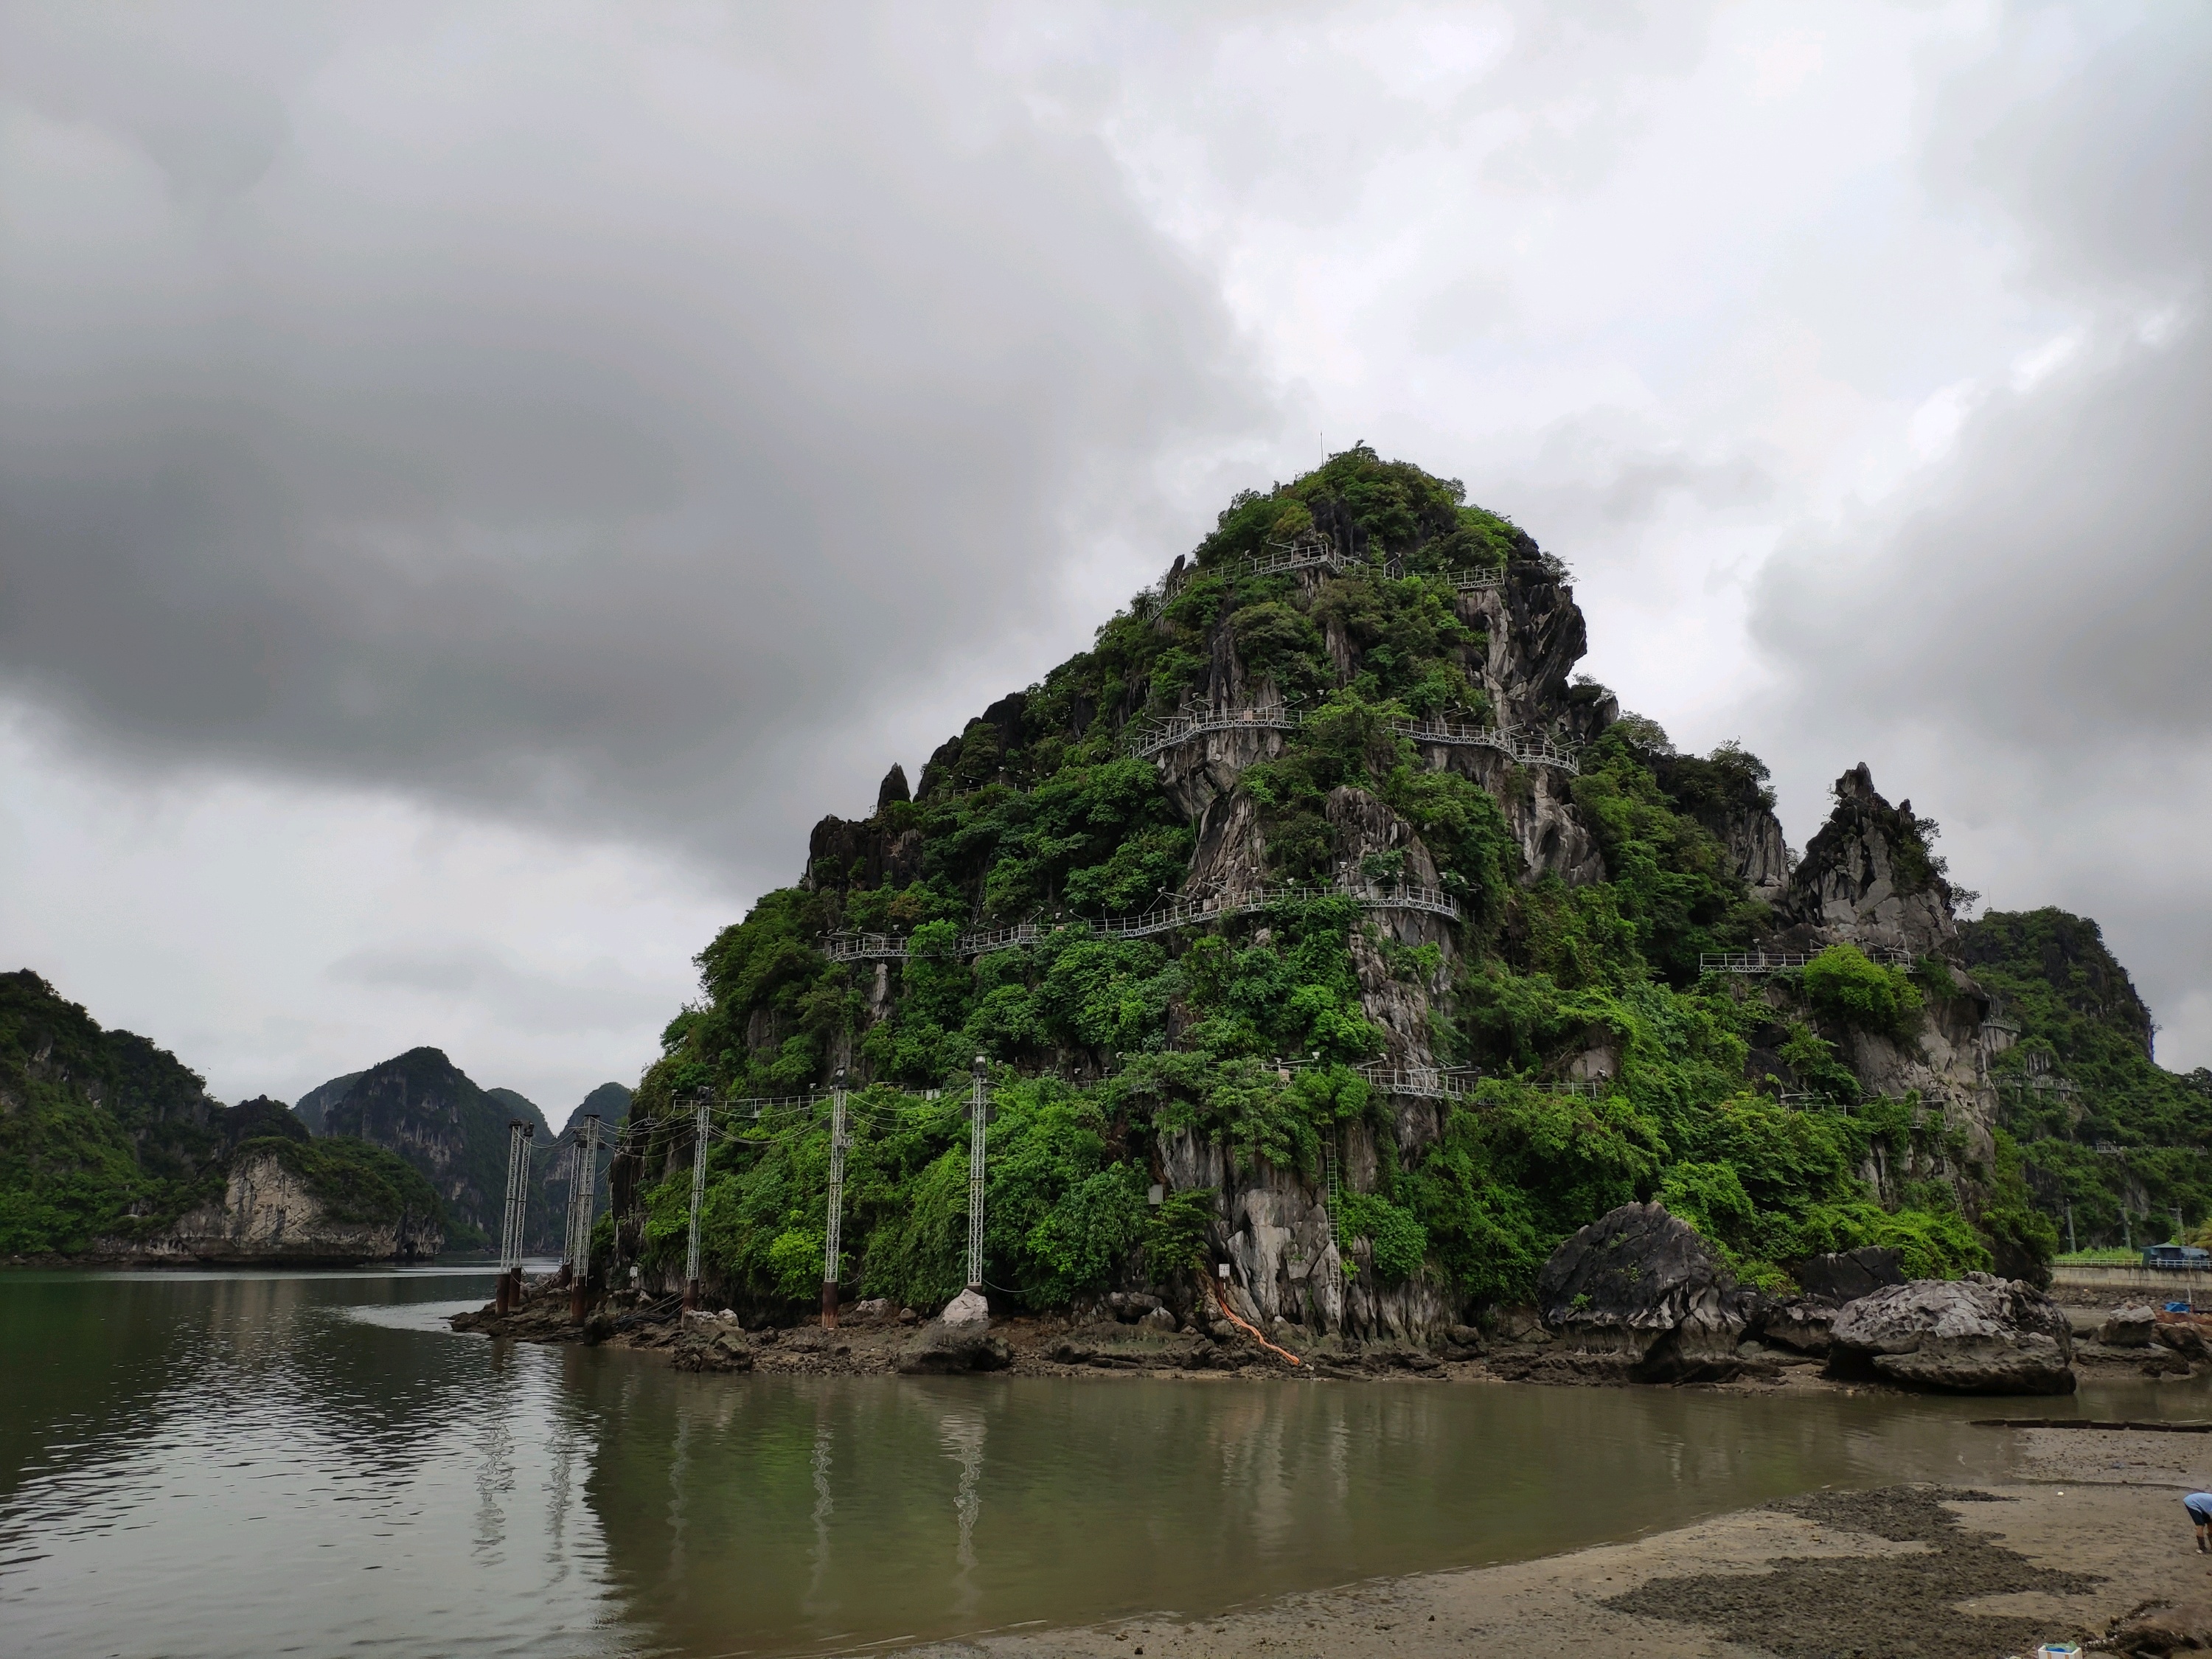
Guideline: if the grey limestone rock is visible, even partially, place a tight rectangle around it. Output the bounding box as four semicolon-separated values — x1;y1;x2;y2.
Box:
1533;1201;1767;1383
2099;1304;2157;1348
1826;1272;2075;1394
1794;1245;1905;1304
1778;762;1959;958
895;1318;1011;1375
1761;1299;1836;1357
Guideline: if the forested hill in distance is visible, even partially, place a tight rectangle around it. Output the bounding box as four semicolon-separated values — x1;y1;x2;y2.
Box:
607;445;2212;1335
0;970;440;1260
0;968;631;1260
309;1054;625;1250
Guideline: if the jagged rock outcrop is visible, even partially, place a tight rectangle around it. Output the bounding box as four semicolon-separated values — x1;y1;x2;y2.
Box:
1753;768;2006;1217
1780;763;1959;957
1826;1273;2075;1394
802;811;925;894
1519;1202;1767;1383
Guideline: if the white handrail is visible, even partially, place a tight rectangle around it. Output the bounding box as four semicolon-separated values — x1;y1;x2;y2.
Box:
1128;701;1581;774
822;881;1461;962
1698;947;1914;973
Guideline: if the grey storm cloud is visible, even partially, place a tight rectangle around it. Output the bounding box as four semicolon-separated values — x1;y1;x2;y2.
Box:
0;1;1273;874
1748;1;2212;1049
1754;2;2210;745
327;939;671;1036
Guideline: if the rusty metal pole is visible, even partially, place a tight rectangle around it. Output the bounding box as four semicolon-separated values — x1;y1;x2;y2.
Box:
822;1068;847;1328
684;1092;710;1311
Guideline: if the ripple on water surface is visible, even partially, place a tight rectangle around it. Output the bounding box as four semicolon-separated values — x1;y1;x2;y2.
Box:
0;1268;2169;1659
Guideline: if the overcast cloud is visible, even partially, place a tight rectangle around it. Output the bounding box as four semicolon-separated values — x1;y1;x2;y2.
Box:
2;0;2207;1108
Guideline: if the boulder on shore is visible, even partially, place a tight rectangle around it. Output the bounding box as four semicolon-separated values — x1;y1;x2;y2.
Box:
2099;1304;2157;1348
940;1287;991;1328
1761;1298;1836;1357
672;1321;754;1373
1522;1202;1767;1384
896;1315;1011;1374
1826;1272;2075;1394
1793;1246;1905;1304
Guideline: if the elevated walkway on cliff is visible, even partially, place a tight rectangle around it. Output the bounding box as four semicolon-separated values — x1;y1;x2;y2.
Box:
1234;533;1517;594
1127;702;1580;774
822;881;1461;963
1239;533;1365;580
1698;946;1914;974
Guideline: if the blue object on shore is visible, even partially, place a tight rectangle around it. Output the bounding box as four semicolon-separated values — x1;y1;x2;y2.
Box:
2168;1301;2192;1312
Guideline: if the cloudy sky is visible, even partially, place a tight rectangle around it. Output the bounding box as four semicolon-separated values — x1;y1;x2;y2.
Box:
1;0;2205;1112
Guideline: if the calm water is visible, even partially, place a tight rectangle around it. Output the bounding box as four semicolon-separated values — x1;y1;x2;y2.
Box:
0;1267;2185;1658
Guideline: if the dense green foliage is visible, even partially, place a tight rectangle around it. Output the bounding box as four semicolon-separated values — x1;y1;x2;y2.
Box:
235;1134;444;1227
628;451;2046;1312
0;970;453;1254
1799;945;1923;1040
1962;908;2212;1245
1;969;237;1252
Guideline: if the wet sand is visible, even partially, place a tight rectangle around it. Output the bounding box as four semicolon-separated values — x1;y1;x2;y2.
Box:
905;1428;2212;1659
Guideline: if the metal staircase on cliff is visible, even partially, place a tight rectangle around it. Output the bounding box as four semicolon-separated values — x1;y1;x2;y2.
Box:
1127;701;1581;775
821;881;1462;963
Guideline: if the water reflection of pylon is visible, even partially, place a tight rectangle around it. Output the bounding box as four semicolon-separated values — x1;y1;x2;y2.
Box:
939;1410;987;1615
804;1403;834;1611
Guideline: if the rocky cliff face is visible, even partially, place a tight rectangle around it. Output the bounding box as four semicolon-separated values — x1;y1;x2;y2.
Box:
324;1048;536;1248
1779;762;1960;956
105;1146;444;1264
1746;765;2012;1243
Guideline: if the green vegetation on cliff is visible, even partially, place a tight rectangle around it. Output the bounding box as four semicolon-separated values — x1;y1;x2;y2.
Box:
622;450;2033;1315
237;1135;445;1228
324;1048;554;1251
1962;907;2212;1246
0;970;442;1255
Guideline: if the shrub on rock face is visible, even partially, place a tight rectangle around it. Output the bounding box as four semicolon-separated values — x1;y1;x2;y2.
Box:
1799;944;1922;1040
1826;1273;2074;1395
1531;1201;1767;1384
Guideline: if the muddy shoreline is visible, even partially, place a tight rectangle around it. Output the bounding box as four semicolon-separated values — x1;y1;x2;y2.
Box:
898;1428;2212;1659
451;1283;2211;1397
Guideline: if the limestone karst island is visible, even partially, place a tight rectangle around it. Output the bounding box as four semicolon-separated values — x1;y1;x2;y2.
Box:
10;452;2211;1657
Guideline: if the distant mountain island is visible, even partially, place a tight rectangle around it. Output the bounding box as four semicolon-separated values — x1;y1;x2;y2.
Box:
0;969;632;1265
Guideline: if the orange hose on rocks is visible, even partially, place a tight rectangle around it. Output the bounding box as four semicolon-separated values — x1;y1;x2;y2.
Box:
1209;1277;1303;1366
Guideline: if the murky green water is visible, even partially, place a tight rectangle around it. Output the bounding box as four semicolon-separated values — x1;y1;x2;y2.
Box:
0;1267;2186;1658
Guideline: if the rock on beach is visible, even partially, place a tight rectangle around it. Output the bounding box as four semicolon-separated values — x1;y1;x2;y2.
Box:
1826;1271;2076;1394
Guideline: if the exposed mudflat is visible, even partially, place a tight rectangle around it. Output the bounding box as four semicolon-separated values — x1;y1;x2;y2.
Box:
900;1433;2212;1658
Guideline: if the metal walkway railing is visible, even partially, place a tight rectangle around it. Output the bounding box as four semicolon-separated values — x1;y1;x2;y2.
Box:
1127;702;1580;774
822;882;1461;963
1698;947;1913;973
